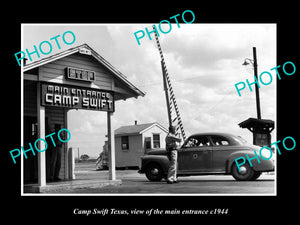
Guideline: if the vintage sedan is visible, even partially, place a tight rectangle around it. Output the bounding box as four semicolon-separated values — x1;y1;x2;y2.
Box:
138;132;274;181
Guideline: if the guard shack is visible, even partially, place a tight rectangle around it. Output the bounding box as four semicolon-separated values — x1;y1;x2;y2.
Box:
23;44;144;191
238;118;274;147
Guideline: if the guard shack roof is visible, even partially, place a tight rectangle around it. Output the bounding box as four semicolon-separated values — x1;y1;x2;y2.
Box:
23;43;145;101
239;117;274;129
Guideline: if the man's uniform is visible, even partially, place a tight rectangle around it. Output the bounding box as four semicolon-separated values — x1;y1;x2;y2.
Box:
165;132;181;183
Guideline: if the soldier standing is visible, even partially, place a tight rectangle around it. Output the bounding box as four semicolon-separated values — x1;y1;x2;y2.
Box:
165;125;182;184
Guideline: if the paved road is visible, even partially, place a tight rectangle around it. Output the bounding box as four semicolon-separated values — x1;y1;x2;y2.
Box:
60;163;275;194
97;174;274;194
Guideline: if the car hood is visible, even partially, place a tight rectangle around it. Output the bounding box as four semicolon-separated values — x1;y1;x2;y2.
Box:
147;148;167;155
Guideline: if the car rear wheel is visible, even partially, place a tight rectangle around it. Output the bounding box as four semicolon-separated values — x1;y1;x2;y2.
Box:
231;162;255;181
145;163;164;182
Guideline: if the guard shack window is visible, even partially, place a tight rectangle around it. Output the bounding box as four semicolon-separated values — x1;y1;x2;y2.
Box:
153;134;160;148
121;136;129;150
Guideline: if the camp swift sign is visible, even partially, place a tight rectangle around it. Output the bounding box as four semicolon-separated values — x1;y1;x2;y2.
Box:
41;83;114;112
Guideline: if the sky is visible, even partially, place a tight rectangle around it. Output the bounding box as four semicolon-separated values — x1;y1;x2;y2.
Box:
23;23;276;158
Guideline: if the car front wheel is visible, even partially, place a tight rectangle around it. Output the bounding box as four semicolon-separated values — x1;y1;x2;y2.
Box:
145;163;164;182
231;162;255;181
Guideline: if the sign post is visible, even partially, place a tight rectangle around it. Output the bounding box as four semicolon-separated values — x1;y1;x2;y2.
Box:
107;111;116;180
37;83;46;186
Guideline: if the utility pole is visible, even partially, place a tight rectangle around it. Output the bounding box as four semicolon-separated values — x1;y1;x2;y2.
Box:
239;47;274;147
253;47;261;120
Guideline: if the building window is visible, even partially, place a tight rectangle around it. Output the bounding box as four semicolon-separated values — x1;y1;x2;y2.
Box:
145;137;151;150
121;136;129;150
153;134;160;148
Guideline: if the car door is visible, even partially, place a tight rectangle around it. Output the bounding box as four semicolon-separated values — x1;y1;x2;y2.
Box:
210;135;238;172
178;135;213;172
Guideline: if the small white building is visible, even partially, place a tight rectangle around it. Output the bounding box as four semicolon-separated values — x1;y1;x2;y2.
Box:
114;122;168;168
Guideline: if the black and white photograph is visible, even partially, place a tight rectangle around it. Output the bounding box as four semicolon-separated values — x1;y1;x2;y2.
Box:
20;23;277;195
3;4;298;221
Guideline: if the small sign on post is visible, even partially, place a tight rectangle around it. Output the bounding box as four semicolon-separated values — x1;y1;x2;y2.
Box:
65;67;96;82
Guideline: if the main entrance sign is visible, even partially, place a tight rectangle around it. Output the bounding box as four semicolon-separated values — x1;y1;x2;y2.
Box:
41;83;114;112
